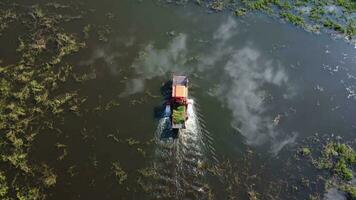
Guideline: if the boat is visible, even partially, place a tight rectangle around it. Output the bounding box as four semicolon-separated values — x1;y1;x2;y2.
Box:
165;75;189;130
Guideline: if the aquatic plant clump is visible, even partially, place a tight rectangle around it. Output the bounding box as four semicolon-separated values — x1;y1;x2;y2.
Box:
112;162;128;184
315;142;356;180
167;0;356;42
297;139;356;199
0;2;97;199
0;9;17;35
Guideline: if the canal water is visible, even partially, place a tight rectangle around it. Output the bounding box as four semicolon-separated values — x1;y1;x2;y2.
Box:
5;0;356;199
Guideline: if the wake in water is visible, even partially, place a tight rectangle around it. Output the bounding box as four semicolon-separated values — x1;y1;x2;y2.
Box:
145;99;216;199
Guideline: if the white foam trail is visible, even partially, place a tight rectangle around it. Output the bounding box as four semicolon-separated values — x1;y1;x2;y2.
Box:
145;99;216;199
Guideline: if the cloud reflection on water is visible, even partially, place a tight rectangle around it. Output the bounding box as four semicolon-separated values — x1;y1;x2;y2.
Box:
123;16;296;153
324;188;346;200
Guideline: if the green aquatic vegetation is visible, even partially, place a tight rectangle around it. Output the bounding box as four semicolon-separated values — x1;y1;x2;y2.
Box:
210;1;225;11
2;150;30;173
136;167;160;193
0;171;9;198
278;1;292;10
313;143;355;178
138;168;157;178
248;190;259;200
46;92;78;114
126;138;140;146
0;79;11;97
83;24;92;39
92;98;119;113
178;0;356;42
300;147;311;156
51;33;85;64
0;3;97;199
323;18;345;33
45;2;70;9
280;12;306;26
334;159;353;180
301;141;356;194
244;0;273;11
0;9;17;35
16;187;42;200
41;165;57;187
104;100;120;111
336;0;356;12
97;25;112;42
107;131;121;143
346;19;356;37
136;147;146;157
55;143;68;160
112;162;127;184
340;184;356;199
310;7;326;20
196;0;203;6
235;8;247;16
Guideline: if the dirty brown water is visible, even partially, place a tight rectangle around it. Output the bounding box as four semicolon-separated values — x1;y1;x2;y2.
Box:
1;0;356;199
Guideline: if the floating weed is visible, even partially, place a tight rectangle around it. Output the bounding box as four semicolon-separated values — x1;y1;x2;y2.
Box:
138;167;157;178
97;25;112;42
235;8;247;16
41;164;57;187
55;143;68;161
67;165;77;177
169;0;356;43
299;147;311;156
15;187;42;200
83;24;92;39
51;33;85;65
136;167;158;193
296;137;356;199
248;189;259;200
126;138;140;146
340;184;356;199
107;132;121;143
0;9;17;35
210;1;225;11
0;171;9;198
104;100;120;111
312;142;356;181
136;148;146;157
0;2;100;199
112;161;127;185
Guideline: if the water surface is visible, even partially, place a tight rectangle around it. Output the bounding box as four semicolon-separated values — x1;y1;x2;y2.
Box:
4;0;356;199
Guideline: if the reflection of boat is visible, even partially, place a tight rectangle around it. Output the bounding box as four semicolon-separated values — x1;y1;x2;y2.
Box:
165;75;190;130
